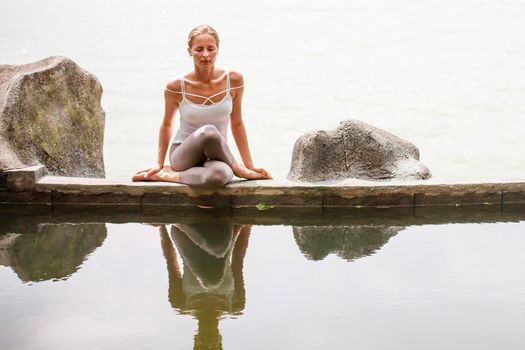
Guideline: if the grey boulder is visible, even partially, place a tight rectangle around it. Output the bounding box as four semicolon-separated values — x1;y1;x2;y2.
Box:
0;56;105;177
287;119;431;181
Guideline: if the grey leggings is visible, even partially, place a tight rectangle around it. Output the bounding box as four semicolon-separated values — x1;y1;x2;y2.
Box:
169;125;234;189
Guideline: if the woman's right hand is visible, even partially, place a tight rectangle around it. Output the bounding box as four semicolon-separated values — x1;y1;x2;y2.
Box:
131;164;163;182
146;164;163;178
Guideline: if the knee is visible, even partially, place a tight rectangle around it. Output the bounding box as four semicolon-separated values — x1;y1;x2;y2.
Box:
195;125;222;145
203;163;233;189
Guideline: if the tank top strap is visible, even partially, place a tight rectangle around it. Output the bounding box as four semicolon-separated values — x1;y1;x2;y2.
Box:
180;77;186;97
226;71;230;92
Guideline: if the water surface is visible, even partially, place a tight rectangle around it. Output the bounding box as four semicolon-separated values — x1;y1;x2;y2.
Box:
1;207;524;349
1;0;524;180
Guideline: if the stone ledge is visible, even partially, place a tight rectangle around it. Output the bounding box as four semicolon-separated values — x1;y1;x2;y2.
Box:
1;166;524;208
2;165;48;191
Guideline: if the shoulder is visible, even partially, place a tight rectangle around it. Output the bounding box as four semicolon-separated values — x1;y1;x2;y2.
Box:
228;70;244;88
164;78;184;103
165;78;182;94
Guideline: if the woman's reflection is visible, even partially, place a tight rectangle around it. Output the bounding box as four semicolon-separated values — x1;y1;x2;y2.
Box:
158;223;250;349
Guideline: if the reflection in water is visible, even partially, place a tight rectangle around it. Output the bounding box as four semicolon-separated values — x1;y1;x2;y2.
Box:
0;223;107;282
293;225;403;261
0;216;410;348
159;223;250;350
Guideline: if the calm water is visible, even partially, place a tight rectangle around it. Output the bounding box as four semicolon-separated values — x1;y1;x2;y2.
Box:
1;207;525;349
1;0;524;180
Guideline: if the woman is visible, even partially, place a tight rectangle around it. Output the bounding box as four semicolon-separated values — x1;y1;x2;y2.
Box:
132;25;271;188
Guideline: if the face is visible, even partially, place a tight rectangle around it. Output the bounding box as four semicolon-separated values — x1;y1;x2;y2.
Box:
188;33;219;67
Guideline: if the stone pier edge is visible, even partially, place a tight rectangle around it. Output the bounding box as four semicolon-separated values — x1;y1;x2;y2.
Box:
1;165;524;208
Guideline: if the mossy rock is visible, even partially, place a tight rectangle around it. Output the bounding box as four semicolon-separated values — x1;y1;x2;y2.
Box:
0;56;105;177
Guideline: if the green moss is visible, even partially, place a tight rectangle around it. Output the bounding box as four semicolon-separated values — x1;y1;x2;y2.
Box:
10;75;104;175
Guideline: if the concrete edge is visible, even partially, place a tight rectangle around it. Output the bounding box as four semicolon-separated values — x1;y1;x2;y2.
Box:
4;165;48;190
1;165;524;208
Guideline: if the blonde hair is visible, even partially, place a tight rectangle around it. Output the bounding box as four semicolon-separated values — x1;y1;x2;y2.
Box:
187;25;220;48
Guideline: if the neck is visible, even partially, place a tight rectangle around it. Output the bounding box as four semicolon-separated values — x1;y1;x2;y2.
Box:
193;65;215;83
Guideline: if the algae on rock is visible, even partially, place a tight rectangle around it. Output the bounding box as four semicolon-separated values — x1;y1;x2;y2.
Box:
0;56;105;177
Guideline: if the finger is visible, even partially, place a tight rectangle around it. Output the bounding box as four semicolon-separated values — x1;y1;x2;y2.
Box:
146;168;159;176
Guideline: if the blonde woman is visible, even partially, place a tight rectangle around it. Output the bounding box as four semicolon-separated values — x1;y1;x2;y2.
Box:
132;25;271;188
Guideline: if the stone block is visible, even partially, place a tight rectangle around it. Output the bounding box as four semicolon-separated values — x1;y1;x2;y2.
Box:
502;191;525;204
142;191;231;207
0;190;51;204
51;203;142;216
4;165;47;191
323;186;414;207
230;186;323;207
414;185;502;206
51;190;141;205
0;203;52;217
0;172;7;190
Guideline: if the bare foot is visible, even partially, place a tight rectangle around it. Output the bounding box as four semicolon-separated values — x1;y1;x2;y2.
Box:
132;166;181;182
232;163;272;180
131;170;155;182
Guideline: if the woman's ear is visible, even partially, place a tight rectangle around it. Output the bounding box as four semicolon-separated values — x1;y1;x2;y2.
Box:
187;47;192;56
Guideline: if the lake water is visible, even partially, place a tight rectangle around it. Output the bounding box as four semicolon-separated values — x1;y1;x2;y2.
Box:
2;3;524;348
1;206;524;349
1;0;524;180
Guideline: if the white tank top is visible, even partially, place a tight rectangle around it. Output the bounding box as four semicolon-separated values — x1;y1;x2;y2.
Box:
171;72;233;145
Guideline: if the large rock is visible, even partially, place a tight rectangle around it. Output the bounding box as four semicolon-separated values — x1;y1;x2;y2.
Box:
0;56;105;177
287;119;431;181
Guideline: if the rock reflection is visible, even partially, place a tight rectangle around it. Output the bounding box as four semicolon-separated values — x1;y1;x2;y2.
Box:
293;225;403;261
158;223;250;350
0;223;106;282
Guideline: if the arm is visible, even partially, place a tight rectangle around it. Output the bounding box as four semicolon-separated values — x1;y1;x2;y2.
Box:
229;72;254;168
158;225;186;310
229;72;271;179
146;81;181;176
231;224;251;312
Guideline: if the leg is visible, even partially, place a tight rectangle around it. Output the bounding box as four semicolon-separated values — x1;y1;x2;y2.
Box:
177;160;233;189
170;125;269;180
133;125;231;184
131;161;232;189
132;124;267;183
170;125;235;171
